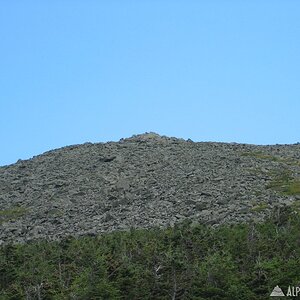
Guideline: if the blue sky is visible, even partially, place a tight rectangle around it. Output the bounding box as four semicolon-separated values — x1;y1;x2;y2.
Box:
0;1;299;166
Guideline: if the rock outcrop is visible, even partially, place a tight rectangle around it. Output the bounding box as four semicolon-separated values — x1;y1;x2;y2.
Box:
1;133;300;244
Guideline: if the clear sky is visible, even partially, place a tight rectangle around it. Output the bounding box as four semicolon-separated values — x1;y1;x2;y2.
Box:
0;1;299;166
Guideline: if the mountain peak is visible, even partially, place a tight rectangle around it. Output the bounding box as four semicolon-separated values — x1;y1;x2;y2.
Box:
121;132;167;142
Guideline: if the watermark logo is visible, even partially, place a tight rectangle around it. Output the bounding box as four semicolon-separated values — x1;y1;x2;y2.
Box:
270;285;300;297
270;285;285;297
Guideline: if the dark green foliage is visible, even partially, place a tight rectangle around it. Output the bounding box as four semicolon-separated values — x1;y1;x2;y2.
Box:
1;209;300;299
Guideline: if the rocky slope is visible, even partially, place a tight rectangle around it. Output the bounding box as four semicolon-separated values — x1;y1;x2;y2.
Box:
1;133;300;244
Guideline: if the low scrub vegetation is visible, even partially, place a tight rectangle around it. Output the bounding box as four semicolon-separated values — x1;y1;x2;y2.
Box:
0;206;27;224
267;169;300;196
241;151;300;167
240;151;280;161
251;202;269;212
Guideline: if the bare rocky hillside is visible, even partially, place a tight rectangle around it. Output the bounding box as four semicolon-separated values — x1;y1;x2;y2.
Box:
1;133;300;244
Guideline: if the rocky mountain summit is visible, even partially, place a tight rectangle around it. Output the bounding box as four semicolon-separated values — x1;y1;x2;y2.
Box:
1;133;300;244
